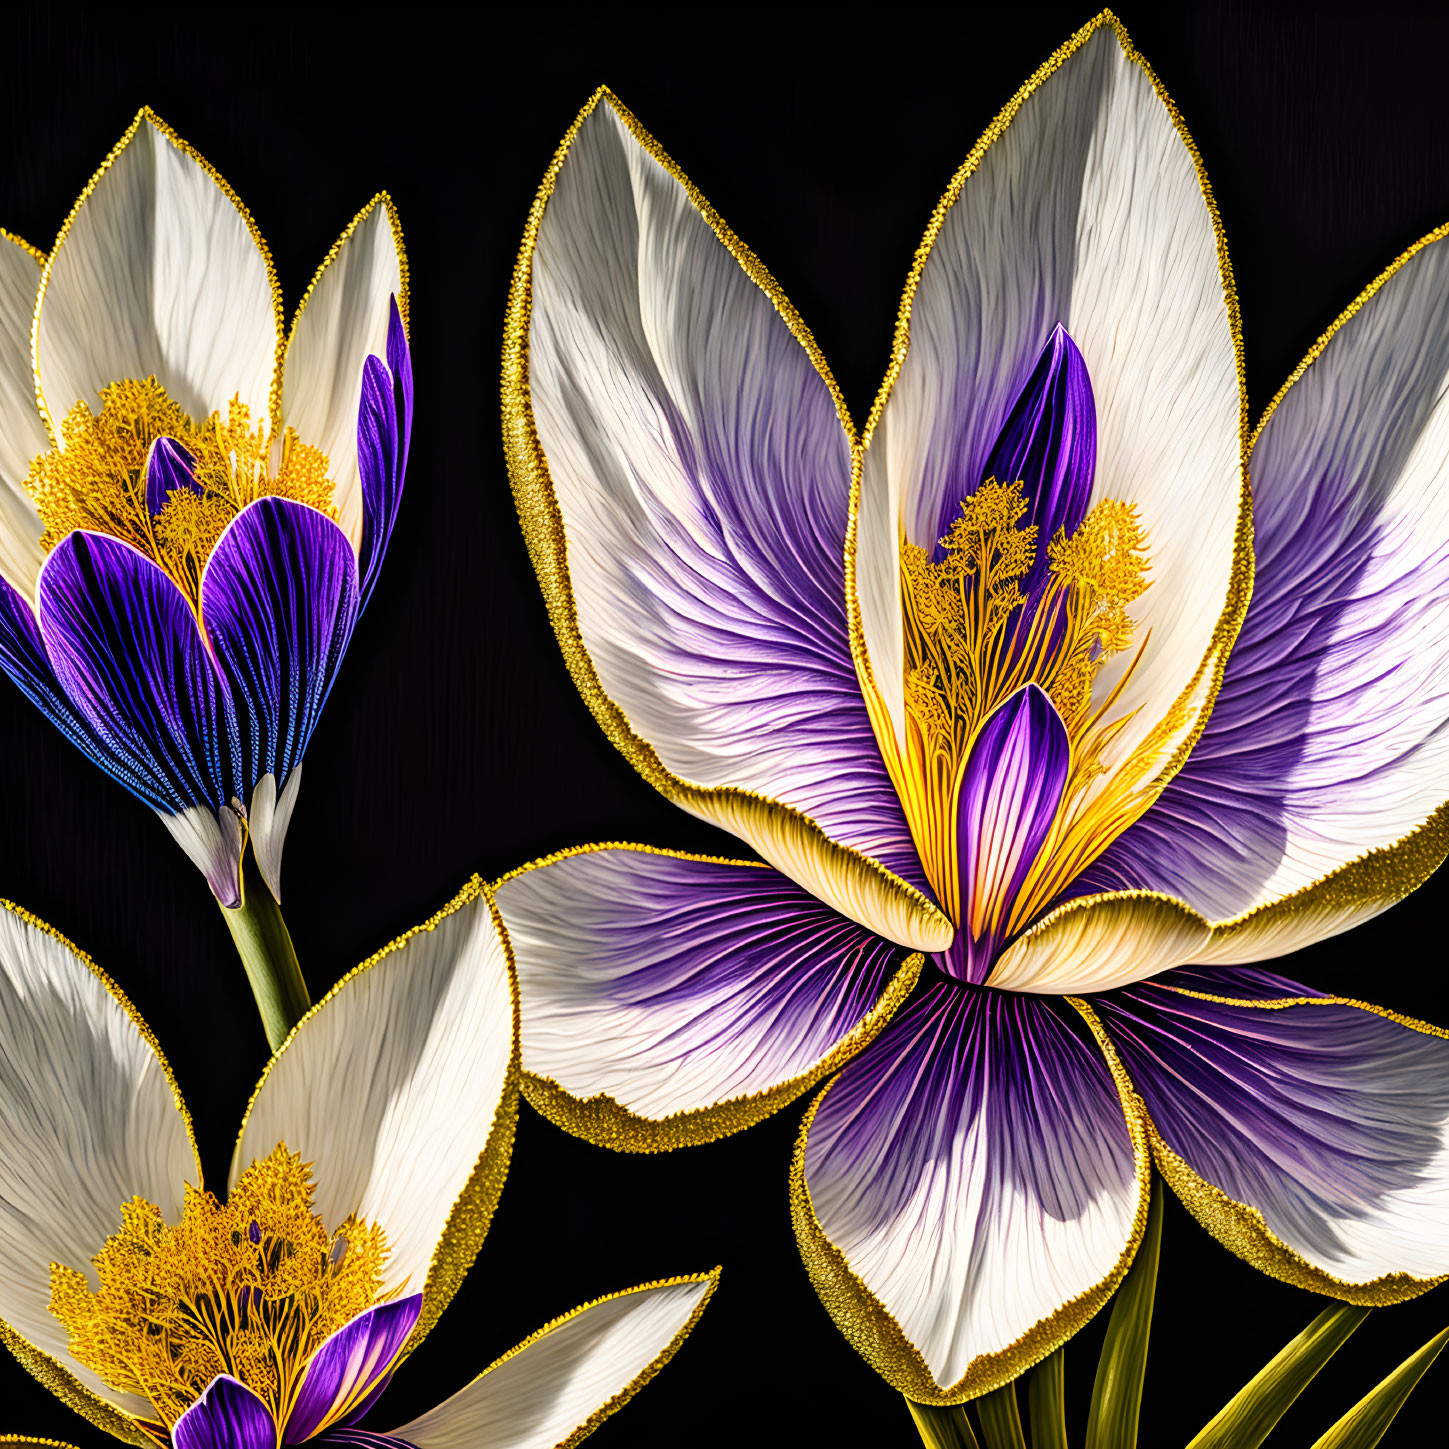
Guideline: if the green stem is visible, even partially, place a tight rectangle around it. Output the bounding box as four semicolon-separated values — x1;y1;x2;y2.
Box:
218;849;310;1051
907;1401;981;1449
1028;1348;1070;1449
977;1383;1027;1449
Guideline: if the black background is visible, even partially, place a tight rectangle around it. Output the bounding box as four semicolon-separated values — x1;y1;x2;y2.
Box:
1;2;1447;1444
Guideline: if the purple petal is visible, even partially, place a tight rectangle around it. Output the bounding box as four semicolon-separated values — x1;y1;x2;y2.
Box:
145;434;201;515
493;849;911;1136
940;683;1069;983
975;323;1095;583
801;980;1141;1389
201;497;359;893
357;296;412;609
283;1294;422;1443
318;1434;417;1448
1096;967;1449;1284
35;531;235;815
174;1375;277;1449
1078;234;1449;923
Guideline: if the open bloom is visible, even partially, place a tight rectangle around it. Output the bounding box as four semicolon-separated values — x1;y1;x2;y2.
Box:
497;11;1449;1404
0;109;413;907
0;884;716;1447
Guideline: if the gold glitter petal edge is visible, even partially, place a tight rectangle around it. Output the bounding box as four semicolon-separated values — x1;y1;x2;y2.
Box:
0;1437;85;1448
0;229;46;265
31;106;286;443
0;900;199;1447
1128;984;1449;1303
232;876;521;1359
849;9;1254;830
500;85;951;955
473;1268;720;1449
789;999;1150;1404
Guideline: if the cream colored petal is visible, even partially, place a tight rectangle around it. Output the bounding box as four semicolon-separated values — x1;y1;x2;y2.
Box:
987;890;1210;993
230;879;518;1350
390;1271;718;1449
0;901;198;1443
280;194;406;554
33;110;280;440
854;13;1247;818
0;233;47;597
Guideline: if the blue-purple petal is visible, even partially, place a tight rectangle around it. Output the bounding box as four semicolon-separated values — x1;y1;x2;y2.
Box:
283;1294;421;1443
357;296;412;609
173;1375;277;1449
318;1433;417;1449
941;683;1069;983
201;497;359;800
35;531;234;813
145;434;201;515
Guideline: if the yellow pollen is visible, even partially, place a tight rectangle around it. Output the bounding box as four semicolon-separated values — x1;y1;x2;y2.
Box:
49;1146;396;1436
883;479;1152;931
25;379;336;614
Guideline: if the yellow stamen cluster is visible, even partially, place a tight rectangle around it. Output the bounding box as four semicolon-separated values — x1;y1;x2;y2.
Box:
49;1146;394;1434
25;378;335;614
890;478;1150;926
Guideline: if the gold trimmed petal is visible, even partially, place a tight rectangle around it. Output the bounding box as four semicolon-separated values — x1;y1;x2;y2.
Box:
501;84;951;955
0;230;48;597
0;899;199;1446
790;995;1151;1404
231;877;520;1358
0;1434;87;1448
390;1269;720;1449
32;106;283;443
494;840;924;1152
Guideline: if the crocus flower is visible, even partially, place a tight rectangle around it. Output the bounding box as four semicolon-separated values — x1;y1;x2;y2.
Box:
0;108;412;908
496;11;1449;1405
0;882;716;1447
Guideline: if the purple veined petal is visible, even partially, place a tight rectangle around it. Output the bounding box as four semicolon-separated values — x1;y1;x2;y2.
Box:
201;496;359;899
316;1432;417;1448
282;1295;422;1443
1094;967;1449;1292
493;847;919;1147
796;980;1145;1399
974;322;1095;584
173;1375;278;1449
357;296;411;610
939;683;1070;983
144;434;201;516
35;530;236;816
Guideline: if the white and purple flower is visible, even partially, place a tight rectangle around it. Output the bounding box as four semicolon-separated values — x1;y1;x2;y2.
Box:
497;13;1449;1404
0;108;412;908
0;883;716;1447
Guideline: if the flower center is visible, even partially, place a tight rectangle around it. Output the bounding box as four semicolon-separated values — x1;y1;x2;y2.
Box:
25;380;337;614
49;1146;397;1437
893;476;1151;934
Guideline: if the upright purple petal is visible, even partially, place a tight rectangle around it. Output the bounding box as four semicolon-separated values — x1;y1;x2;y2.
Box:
941;683;1069;983
201;497;359;896
35;531;234;815
796;980;1144;1397
1095;967;1449;1292
145;435;201;515
974;323;1095;583
283;1295;421;1443
357;296;412;610
173;1375;277;1449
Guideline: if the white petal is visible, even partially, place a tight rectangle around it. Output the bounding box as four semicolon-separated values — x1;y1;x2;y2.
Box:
229;880;517;1339
281;195;405;553
856;16;1244;807
247;767;302;903
0;902;197;1428
391;1272;717;1449
34;110;279;438
0;232;48;597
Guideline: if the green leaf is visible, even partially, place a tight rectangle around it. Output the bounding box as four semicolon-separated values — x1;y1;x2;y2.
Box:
1027;1347;1070;1449
1309;1325;1449;1448
907;1400;982;1449
977;1382;1027;1449
1185;1304;1370;1449
1086;1175;1164;1449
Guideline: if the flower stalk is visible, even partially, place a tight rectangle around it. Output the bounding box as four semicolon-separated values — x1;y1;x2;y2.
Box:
219;848;310;1050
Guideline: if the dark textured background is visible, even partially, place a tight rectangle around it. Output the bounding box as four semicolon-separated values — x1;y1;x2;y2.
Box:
1;2;1446;1444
